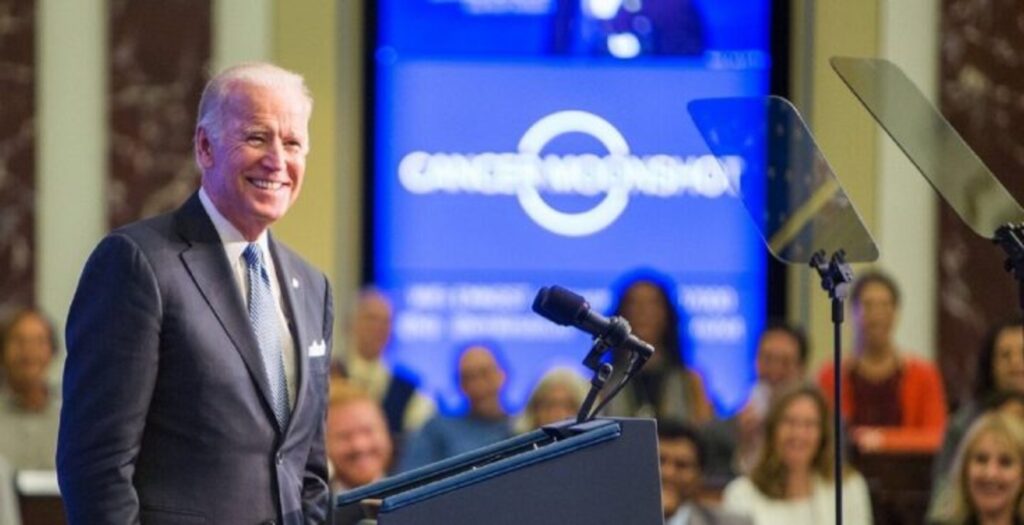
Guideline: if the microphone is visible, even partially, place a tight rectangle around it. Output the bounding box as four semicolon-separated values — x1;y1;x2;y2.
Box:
532;285;655;362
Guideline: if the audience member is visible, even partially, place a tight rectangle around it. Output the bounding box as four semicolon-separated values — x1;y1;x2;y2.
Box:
659;420;752;525
705;321;809;479
326;380;393;492
0;308;61;471
817;270;947;452
398;344;513;471
605;271;713;424
340;287;434;435
934;320;1024;493
515;367;588;433
722;384;873;525
931;390;1024;518
929;412;1024;525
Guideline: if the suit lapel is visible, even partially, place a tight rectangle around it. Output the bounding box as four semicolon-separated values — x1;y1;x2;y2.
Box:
174;193;282;432
269;235;311;434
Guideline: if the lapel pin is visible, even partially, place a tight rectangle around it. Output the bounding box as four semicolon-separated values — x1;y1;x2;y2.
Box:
291;277;300;289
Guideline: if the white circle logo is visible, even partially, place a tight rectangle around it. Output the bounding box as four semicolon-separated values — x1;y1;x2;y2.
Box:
516;111;631;237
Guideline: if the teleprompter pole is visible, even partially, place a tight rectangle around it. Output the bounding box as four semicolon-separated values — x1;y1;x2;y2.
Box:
810;249;854;525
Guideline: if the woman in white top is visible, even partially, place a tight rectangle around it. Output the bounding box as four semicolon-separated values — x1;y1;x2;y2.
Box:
722;384;873;525
929;412;1024;525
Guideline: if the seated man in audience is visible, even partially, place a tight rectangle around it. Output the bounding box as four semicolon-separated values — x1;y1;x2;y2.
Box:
0;308;61;470
326;380;394;492
659;421;751;525
705;321;809;480
818;270;947;452
398;344;512;471
338;287;434;436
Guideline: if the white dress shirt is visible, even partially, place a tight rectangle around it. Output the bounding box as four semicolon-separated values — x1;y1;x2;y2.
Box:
199;188;297;406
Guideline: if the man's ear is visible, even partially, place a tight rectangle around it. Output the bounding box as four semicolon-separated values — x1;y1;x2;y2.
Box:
195;127;215;169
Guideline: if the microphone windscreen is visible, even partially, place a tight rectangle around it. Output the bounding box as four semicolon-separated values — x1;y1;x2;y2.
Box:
532;285;588;326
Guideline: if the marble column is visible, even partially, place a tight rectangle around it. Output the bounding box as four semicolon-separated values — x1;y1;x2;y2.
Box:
939;0;1024;408
108;0;211;228
0;0;36;318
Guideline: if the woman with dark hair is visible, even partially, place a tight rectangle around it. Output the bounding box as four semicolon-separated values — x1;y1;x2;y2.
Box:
604;272;713;425
929;412;1024;525
722;385;873;525
0;307;61;470
932;319;1024;509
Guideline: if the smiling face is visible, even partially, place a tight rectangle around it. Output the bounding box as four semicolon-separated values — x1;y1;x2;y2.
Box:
774;395;823;474
966;430;1024;520
2;312;54;390
326;398;393;489
197;81;310;240
993;326;1024;394
756;330;804;389
659;436;702;514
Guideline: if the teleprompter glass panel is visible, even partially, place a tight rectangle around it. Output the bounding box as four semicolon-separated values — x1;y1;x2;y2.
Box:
688;95;878;264
831;56;1024;238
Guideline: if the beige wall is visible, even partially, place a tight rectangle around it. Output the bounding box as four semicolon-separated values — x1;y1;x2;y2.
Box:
36;0;108;334
270;0;364;324
789;0;940;369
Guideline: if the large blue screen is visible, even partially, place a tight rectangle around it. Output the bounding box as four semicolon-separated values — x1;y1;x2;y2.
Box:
371;0;772;416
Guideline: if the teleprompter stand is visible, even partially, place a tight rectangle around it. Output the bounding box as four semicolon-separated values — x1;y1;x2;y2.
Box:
689;95;880;525
811;249;855;525
994;224;1024;312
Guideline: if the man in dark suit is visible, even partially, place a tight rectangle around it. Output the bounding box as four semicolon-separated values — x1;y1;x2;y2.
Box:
57;62;333;524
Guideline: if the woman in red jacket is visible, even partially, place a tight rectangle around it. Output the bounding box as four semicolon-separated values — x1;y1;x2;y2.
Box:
817;270;947;452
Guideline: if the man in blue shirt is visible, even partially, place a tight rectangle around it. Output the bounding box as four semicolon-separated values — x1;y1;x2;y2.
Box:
398;344;511;471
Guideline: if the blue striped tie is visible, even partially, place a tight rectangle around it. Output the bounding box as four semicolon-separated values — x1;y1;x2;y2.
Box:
243;243;290;429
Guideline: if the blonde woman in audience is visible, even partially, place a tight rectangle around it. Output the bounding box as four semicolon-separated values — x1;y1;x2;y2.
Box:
929;412;1024;525
515;367;589;433
722;384;873;525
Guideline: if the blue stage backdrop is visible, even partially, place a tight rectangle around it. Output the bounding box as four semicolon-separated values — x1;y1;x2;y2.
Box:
370;0;771;416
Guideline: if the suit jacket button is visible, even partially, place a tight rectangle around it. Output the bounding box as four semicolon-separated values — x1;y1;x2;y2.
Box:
276;452;283;465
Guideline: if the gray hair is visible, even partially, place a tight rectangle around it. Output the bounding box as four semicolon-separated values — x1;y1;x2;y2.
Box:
515;367;589;433
195;62;313;145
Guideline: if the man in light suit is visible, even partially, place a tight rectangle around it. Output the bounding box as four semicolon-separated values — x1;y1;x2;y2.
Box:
57;63;333;524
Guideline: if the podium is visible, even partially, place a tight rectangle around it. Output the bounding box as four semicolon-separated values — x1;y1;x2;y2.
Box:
334;417;663;525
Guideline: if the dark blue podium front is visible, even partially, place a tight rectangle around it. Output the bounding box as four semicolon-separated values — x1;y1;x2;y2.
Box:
334;418;663;524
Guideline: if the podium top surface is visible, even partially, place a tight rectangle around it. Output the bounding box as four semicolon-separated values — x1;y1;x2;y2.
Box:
336;418;622;511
